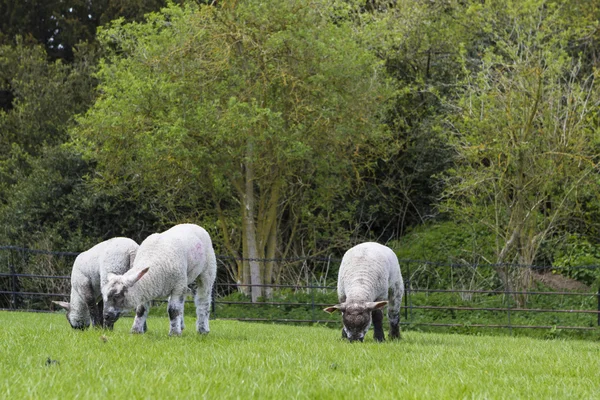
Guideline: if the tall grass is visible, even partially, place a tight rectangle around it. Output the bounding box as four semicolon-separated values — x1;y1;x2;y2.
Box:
1;311;599;399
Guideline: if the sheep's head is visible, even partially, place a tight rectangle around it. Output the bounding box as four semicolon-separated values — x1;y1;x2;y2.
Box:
52;301;90;330
102;267;149;329
324;301;388;342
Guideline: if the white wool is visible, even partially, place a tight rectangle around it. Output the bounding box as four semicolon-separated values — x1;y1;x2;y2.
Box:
328;242;404;342
102;223;217;336
63;237;138;328
337;242;403;304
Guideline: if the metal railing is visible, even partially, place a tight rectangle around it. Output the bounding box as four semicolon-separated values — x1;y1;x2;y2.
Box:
1;246;599;335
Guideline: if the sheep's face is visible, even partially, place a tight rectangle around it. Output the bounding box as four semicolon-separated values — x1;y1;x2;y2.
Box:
340;304;374;342
67;312;90;330
324;301;388;342
102;278;129;329
52;301;89;330
102;267;149;329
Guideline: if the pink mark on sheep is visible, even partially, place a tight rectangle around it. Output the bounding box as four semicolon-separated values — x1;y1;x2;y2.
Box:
193;241;204;259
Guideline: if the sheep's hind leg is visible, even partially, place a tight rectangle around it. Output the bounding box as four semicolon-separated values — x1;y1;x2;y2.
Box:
194;278;212;334
388;283;403;340
168;295;185;336
372;309;385;342
131;302;150;334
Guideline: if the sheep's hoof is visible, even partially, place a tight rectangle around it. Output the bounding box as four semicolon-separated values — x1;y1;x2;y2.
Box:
169;331;182;337
131;329;145;334
374;335;385;343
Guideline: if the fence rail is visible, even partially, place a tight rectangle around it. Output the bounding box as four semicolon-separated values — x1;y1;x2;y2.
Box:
1;246;599;335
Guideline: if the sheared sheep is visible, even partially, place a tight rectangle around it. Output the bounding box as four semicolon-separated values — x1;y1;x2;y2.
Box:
324;242;403;342
102;223;217;336
53;237;138;329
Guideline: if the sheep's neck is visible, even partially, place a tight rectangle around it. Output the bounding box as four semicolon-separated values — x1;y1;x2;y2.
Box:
124;274;163;309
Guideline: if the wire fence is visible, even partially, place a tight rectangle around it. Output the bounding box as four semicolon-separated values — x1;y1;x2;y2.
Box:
1;246;599;335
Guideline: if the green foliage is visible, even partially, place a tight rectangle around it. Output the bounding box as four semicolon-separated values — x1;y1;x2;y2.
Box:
0;145;162;251
553;234;600;286
439;0;600;268
71;0;396;263
393;221;496;264
3;312;600;398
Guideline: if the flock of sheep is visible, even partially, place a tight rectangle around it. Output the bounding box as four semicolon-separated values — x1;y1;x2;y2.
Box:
53;223;404;342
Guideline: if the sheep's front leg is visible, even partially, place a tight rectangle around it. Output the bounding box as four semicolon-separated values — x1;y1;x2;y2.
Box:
131;302;150;334
168;295;185;336
194;278;212;334
96;299;104;327
372;309;385;342
86;299;102;328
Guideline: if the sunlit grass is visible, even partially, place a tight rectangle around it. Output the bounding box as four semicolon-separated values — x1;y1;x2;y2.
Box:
1;311;599;399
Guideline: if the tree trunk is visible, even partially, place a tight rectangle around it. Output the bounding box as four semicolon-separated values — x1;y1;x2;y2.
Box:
243;141;262;302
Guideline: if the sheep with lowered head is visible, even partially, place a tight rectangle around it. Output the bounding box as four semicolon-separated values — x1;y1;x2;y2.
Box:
324;242;403;342
102;223;216;336
53;237;138;329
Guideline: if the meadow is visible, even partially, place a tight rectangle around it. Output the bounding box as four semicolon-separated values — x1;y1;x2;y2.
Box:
1;311;599;399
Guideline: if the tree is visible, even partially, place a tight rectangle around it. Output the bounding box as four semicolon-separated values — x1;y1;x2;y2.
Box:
0;41;96;201
440;0;600;300
0;0;185;61
71;1;394;301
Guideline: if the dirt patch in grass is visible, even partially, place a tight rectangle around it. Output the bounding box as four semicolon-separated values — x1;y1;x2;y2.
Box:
532;271;592;292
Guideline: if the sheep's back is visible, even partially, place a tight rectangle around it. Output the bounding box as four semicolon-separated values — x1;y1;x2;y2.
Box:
72;237;138;297
132;224;215;293
338;242;400;302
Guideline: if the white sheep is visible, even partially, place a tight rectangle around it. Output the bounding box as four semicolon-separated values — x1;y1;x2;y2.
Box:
53;237;138;329
324;242;403;342
101;223;217;336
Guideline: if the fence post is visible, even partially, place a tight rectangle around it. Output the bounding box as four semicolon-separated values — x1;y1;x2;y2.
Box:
406;261;413;324
311;280;316;323
9;264;18;310
505;269;513;336
597;286;600;326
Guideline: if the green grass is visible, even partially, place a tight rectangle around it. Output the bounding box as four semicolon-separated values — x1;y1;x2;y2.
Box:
1;312;600;399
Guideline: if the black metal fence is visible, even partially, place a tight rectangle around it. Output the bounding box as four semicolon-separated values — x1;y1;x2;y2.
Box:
1;246;599;335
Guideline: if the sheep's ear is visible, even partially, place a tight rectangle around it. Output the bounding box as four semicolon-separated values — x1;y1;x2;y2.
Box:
366;301;388;311
323;304;345;313
52;301;71;311
125;267;149;287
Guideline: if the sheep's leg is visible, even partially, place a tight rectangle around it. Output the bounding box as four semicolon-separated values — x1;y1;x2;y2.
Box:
131;302;150;334
388;282;404;340
180;297;186;331
372;309;385;342
339;295;347;340
83;287;101;328
168;295;185;336
96;299;104;327
194;276;213;334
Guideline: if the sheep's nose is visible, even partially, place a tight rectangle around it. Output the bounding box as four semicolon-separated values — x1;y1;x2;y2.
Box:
103;311;119;329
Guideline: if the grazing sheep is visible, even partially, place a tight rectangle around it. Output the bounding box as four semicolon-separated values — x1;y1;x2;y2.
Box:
102;223;217;336
324;242;403;342
53;237;138;329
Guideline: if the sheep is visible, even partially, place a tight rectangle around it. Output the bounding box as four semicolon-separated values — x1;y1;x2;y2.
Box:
101;223;217;336
52;237;138;329
324;242;403;342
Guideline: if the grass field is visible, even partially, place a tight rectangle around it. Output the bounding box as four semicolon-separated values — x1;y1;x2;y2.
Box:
1;312;599;399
